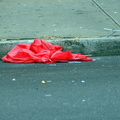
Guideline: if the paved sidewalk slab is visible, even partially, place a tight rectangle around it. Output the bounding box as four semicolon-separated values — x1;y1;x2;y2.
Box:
0;0;119;39
95;0;120;24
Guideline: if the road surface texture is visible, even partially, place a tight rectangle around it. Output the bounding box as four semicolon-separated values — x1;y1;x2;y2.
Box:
0;55;120;120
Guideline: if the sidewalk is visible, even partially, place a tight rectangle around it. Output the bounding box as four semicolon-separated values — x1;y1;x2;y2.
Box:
0;0;120;58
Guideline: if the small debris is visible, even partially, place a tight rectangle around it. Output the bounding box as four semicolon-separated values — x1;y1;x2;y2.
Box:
49;64;56;66
72;80;75;83
68;61;81;63
81;80;85;83
82;99;85;102
42;81;46;84
12;78;16;81
104;28;120;37
45;94;52;97
47;81;52;83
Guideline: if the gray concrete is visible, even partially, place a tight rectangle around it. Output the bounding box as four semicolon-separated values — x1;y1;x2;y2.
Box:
0;55;120;120
95;0;120;24
0;0;120;39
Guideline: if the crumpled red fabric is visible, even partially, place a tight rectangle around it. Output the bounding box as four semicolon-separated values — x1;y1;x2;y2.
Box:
2;39;93;63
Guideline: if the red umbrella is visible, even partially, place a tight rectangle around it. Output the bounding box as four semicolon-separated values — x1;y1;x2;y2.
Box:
2;39;93;63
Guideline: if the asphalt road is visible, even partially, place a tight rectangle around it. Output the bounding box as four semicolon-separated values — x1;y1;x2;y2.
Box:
0;56;120;120
0;0;119;39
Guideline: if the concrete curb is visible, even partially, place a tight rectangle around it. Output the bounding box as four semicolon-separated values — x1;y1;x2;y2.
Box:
0;37;120;59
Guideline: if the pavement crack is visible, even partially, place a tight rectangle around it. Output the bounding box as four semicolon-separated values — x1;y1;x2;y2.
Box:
92;0;120;28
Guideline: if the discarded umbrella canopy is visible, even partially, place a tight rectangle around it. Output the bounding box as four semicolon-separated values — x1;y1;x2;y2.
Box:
2;39;93;63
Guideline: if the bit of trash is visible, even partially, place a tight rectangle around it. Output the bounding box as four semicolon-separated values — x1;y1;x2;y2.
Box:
104;28;120;32
49;64;56;66
81;80;85;83
45;94;52;97
82;99;85;102
104;28;120;37
54;29;57;32
41;81;46;84
2;39;93;63
104;28;112;31
72;80;75;83
47;81;52;83
12;78;16;81
68;61;81;63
